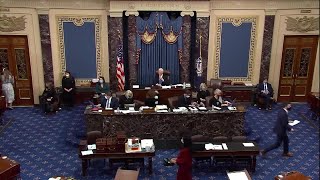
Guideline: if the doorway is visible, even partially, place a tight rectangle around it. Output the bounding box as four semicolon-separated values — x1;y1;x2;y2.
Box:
278;35;318;102
0;35;34;106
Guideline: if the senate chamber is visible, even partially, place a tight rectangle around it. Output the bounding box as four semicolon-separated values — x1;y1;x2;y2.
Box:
0;0;319;180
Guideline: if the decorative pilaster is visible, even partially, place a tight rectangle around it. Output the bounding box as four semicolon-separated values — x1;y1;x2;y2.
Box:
127;15;137;86
196;17;210;84
108;16;123;91
259;15;275;82
39;14;54;84
181;15;191;83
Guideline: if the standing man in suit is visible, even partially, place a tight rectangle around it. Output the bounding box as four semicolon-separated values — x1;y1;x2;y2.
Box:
261;103;294;157
257;78;274;110
154;68;170;86
101;91;119;110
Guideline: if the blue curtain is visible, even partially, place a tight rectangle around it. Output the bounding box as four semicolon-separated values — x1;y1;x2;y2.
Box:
136;12;182;87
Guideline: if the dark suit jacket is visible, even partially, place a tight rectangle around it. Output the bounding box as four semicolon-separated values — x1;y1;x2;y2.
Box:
257;82;274;96
101;97;119;110
119;95;134;109
154;73;170;86
145;98;157;107
177;95;191;107
273;109;292;136
209;96;222;108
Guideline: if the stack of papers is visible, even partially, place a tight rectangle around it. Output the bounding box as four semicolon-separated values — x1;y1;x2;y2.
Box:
228;107;237;111
87;144;96;150
188;107;198;111
162;86;171;89
205;143;223;150
81;150;93;156
242;143;255;147
156;110;168;113
141;139;154;148
212;106;221;110
198;107;207;111
222;143;228;150
288;120;300;126
227;171;251;180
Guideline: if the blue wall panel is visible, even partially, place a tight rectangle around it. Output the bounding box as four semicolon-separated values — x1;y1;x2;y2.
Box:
219;22;252;78
63;22;97;78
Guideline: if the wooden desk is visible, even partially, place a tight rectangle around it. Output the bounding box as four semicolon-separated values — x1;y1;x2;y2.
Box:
132;88;186;105
307;92;319;116
274;171;311;180
84;106;245;143
79;143;155;176
192;142;259;172
0;156;20;180
222;85;256;102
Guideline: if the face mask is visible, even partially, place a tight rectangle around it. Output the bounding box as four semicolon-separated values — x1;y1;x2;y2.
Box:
99;80;103;83
185;95;190;98
66;74;70;78
287;107;292;111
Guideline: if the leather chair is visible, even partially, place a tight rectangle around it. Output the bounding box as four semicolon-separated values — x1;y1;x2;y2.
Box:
87;131;102;145
191;135;210;142
168;96;179;109
208;79;222;91
205;96;213;107
212;136;229;143
231;136;247;142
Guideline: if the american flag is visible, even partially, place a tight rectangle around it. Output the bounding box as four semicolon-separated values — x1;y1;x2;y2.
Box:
116;44;125;91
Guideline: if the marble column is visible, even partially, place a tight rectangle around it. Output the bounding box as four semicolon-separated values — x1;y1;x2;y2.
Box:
127;15;138;86
196;17;210;84
259;15;275;82
39;15;54;84
181;15;191;83
107;16;123;91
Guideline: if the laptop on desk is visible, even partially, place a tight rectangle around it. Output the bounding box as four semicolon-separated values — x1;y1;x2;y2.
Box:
124;104;135;110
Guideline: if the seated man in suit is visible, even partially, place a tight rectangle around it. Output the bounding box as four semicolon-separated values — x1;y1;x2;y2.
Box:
101;91;119;110
154;68;170;86
119;90;134;109
177;90;193;107
257;78;274;110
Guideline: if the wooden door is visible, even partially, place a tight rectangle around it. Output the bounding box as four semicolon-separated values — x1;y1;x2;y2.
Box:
278;35;318;102
0;36;33;106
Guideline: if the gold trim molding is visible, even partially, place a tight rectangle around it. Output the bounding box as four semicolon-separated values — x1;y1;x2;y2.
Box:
0;15;26;32
110;1;210;17
57;16;102;85
286;16;319;32
214;16;258;82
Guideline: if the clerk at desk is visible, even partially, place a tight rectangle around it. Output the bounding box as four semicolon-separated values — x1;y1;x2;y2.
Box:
154;68;170;86
101;91;119;110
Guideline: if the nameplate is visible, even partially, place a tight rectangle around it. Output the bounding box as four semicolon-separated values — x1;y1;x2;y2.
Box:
102;109;114;115
142;108;155;113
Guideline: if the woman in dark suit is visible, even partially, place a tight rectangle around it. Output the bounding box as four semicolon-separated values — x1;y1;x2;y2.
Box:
42;82;59;113
197;83;210;106
62;71;75;107
95;76;109;95
119;90;134;109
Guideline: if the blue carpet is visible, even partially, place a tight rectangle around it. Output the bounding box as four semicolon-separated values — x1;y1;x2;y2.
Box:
0;103;318;180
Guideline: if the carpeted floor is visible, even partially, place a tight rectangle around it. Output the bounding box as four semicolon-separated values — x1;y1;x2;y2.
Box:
0;103;318;180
